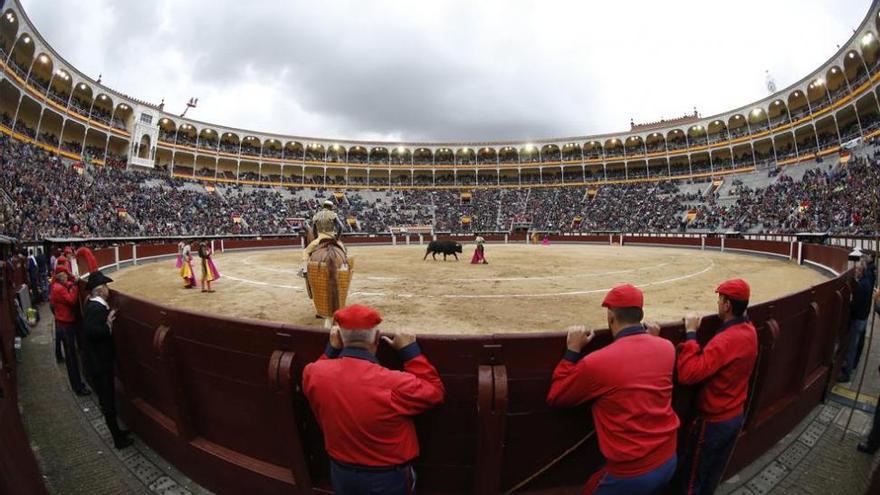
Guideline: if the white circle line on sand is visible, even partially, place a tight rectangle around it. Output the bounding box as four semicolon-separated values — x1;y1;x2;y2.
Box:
224;252;714;297
240;253;679;283
436;261;715;299
242;256;301;275
242;256;392;280
449;263;671;282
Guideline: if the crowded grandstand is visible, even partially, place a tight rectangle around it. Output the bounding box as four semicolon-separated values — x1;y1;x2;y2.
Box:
0;132;878;240
1;0;880;240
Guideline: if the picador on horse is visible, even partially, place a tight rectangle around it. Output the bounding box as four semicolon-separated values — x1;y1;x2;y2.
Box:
300;200;355;326
299;199;347;278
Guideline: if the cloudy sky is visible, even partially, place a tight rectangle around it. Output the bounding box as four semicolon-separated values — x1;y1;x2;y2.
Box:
19;0;869;143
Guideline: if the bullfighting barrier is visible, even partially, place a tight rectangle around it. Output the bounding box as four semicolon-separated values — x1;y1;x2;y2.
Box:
78;234;856;494
0;242;49;495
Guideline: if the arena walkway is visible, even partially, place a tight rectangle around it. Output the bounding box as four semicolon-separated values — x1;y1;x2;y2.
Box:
17;304;209;495
717;314;880;495
16;303;880;494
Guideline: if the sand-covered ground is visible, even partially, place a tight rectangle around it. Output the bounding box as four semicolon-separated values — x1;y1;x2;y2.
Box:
110;244;829;334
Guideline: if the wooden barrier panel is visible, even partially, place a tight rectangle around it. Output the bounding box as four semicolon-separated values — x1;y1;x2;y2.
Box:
480;235;506;242
705;237;722;248
136;243;179;260
551;234;609;243
626;236;702;247
91;247;117;268
0;258;48;494
102;237;851;494
119;244;134;262
802;243;849;274
725;239;791;257
342;236;390;244
223;239;301;250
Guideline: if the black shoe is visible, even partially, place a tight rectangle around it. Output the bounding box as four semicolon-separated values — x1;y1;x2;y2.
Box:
113;437;134;449
75;388;92;396
857;442;878;454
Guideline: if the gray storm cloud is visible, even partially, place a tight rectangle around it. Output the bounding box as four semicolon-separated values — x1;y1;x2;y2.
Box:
20;0;868;142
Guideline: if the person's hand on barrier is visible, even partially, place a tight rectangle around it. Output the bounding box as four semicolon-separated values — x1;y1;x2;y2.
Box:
328;326;343;350
644;320;661;337
108;309;117;326
566;325;594;353
683;312;701;333
382;332;416;350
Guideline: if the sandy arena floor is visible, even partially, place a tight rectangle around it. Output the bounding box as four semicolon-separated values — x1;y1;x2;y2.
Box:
110;244;829;334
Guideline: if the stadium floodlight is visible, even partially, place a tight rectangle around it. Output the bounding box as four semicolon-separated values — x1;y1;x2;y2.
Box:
849;52;856;59
38;54;48;63
831;67;838;74
6;12;14;22
22;36;30;43
862;32;873;45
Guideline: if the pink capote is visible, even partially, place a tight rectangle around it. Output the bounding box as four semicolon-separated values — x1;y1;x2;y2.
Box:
470;245;487;264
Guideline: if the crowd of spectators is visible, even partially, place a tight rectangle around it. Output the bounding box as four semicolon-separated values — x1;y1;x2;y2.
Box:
0;133;877;240
691;154;879;234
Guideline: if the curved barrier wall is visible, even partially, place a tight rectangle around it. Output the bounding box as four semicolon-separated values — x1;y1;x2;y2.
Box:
98;236;852;494
0;250;48;494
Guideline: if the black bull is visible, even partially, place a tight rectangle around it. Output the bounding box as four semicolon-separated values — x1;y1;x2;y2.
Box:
423;240;463;261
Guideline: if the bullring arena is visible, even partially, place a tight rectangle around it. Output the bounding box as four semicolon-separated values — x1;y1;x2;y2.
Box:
112;242;828;333
2;0;880;493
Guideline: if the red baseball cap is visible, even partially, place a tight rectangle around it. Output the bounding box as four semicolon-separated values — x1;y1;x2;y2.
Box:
334;304;382;330
716;279;750;301
601;284;644;309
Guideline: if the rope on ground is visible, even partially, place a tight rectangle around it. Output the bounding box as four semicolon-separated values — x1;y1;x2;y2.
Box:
503;430;595;495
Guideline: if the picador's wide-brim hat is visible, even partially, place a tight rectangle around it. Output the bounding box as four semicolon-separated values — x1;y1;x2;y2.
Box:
85;270;114;291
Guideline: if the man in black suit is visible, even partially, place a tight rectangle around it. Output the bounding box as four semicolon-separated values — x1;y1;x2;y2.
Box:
81;270;133;449
35;247;48;302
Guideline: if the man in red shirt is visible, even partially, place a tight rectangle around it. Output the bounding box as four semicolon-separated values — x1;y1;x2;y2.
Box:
547;284;679;494
302;304;445;494
677;279;758;495
48;265;90;396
